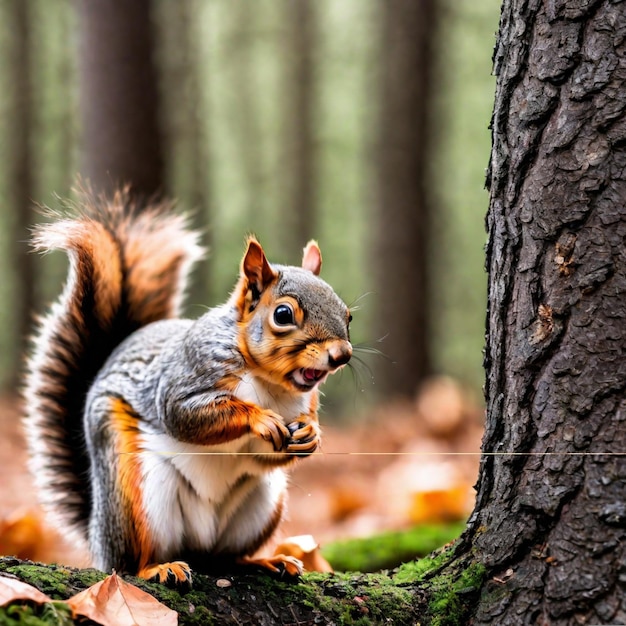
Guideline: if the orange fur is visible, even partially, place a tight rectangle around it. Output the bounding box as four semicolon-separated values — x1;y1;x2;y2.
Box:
110;398;155;571
111;398;194;584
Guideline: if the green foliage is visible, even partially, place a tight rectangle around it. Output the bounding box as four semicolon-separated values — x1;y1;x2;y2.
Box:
322;521;466;573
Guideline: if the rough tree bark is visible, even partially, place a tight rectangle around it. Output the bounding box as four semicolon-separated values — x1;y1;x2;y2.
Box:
373;0;436;399
465;0;626;622
76;0;165;200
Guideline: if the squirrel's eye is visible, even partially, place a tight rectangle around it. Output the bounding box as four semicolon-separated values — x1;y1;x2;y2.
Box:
273;304;295;326
348;313;353;323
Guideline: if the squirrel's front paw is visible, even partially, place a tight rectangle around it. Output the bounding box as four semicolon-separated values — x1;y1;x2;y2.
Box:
286;419;320;456
252;410;291;451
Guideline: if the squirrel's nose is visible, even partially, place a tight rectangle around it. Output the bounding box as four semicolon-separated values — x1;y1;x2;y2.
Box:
328;341;352;369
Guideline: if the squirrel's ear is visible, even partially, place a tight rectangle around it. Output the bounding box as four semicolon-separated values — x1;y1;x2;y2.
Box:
302;240;322;276
242;237;277;293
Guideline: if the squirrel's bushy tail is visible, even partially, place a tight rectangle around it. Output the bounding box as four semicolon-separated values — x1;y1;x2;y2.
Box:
23;188;203;539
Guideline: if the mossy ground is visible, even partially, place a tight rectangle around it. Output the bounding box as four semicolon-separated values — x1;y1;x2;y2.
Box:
0;602;73;626
0;526;486;625
0;559;105;626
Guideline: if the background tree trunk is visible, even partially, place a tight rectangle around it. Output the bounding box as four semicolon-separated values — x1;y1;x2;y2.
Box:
281;0;316;262
156;0;211;308
373;0;436;399
6;0;35;390
230;1;263;223
464;1;626;623
76;0;164;200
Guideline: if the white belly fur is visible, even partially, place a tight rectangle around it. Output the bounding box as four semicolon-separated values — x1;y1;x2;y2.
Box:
233;371;312;423
139;374;309;558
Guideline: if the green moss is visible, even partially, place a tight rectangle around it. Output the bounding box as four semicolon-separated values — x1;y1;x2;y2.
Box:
425;561;487;626
0;602;73;626
298;570;421;624
393;541;459;585
322;522;465;573
392;542;486;626
1;562;107;601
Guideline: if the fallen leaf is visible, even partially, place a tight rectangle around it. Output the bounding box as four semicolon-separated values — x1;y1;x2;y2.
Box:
0;508;48;561
274;535;333;573
66;572;177;626
378;458;474;525
409;484;473;524
0;574;53;606
328;481;369;522
0;507;88;567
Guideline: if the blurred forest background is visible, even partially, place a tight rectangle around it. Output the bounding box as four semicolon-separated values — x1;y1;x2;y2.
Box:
0;0;499;407
0;0;502;565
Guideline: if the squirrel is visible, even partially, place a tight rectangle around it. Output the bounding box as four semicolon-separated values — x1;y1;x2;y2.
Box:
23;188;352;585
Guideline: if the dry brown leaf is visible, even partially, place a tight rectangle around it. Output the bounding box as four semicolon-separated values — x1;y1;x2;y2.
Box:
0;507;89;568
0;574;53;606
328;482;369;522
66;572;177;626
0;508;48;561
409;484;473;524
274;535;333;573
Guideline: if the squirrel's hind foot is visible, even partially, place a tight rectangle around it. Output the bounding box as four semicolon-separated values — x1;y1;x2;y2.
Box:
138;561;193;588
237;555;303;578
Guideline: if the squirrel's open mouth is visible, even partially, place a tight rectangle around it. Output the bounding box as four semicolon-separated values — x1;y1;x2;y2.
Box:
291;368;327;389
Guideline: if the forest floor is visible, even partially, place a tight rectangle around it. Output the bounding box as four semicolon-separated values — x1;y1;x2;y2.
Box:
0;377;484;570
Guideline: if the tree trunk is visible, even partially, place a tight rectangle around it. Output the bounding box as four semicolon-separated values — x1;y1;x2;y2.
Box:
156;0;211;307
373;0;436;399
282;0;316;262
229;1;264;223
464;1;626;622
6;0;35;390
76;0;164;200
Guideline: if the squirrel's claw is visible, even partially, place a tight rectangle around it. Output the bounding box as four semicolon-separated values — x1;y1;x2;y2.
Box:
287;439;319;455
288;421;317;441
254;411;291;451
286;420;320;456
